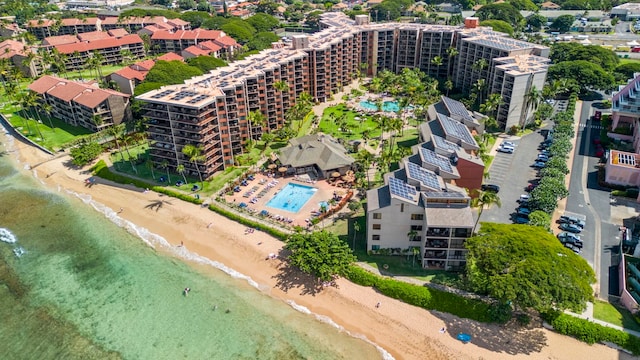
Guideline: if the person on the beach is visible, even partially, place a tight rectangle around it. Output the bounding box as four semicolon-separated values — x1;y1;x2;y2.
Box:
118;207;124;214
184;287;190;296
207;222;213;228
375;302;381;308
439;327;446;334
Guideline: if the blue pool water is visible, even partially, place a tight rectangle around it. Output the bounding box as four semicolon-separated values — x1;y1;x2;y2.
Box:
359;100;400;112
266;183;318;213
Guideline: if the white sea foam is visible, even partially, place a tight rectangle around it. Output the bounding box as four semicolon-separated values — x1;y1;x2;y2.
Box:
286;300;395;360
13;246;26;258
0;228;17;244
64;188;393;360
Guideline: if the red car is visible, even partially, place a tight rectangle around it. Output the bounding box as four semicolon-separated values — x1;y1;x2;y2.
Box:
526;183;538;192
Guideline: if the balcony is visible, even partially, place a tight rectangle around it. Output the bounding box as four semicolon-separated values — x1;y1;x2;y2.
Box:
424;250;447;259
426;228;450;237
425;239;448;248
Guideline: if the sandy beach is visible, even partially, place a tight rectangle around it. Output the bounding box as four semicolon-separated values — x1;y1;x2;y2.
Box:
6;135;634;360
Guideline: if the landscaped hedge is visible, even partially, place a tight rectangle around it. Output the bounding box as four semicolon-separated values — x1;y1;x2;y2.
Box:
344;266;493;322
543;311;640;355
207;202;290;241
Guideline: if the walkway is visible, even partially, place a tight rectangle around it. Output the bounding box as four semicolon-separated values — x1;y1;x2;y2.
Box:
567;302;640;338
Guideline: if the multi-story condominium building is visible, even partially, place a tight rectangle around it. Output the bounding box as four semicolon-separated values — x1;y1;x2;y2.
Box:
109;52;184;95
26;16;190;40
28;75;131;132
607;73;640;201
367;163;474;271
27;18;100;39
0;39;43;78
137;12;546;179
367;97;482;269
47;34;146;71
149;29;238;56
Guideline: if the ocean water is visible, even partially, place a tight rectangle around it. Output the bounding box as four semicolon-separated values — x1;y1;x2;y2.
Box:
0;136;387;360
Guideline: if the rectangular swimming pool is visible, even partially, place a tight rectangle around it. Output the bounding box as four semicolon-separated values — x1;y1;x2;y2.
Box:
266;183;318;213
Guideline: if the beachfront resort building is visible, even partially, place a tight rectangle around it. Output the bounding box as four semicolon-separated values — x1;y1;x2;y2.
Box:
28;75;131;132
365;97;482;270
136;12;546;179
0;39;43;78
109;52;184;95
149;29;239;57
606;73;640;201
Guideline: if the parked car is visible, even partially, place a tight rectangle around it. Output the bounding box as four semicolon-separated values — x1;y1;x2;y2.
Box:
526;183;538;192
514;215;530;224
558;232;583;247
481;184;500;193
564;243;582;254
516;207;531;216
502;141;516;148
559;215;585;228
537;154;549;162
532;161;546;168
497;145;514;154
540;149;551;157
519;194;530;202
559;223;582;233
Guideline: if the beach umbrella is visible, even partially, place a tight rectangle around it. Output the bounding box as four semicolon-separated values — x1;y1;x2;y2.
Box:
278;167;288;173
331;171;341;178
268;164;277;170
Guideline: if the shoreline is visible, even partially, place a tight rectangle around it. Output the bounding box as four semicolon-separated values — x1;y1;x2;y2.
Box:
4;132;633;360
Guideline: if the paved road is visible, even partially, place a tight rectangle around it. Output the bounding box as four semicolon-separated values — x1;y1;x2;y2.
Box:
564;101;620;299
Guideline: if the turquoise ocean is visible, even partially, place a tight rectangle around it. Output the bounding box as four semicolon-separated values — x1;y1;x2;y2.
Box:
0;134;388;360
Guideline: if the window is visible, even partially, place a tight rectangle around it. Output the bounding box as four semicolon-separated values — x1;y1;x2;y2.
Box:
372;213;382;219
372;235;380;241
411;214;424;220
372;224;381;230
372;245;380;250
411;225;423;231
400;204;404;212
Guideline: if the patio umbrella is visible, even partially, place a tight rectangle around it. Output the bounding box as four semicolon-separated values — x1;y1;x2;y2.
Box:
278;167;288;173
331;172;341;178
268;164;277;170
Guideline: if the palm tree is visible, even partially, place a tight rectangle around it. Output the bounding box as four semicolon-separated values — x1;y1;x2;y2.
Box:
471;190;501;233
444;78;453;97
479;93;502;121
355;149;374;188
247;109;267;138
407;229;418;242
72;51;83;78
522;85;543;130
146;159;156;180
411;247;420;267
41;102;55;131
430;55;443;75
182;144;205;188
161;160;172;183
352;221;360;250
472;78;487;107
176;164;187;184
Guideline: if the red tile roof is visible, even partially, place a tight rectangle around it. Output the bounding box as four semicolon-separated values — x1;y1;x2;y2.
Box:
151;29;223;41
55;34;143;54
214;35;239;47
28;75;129;108
113;67;146;81
107;28;129;38
77;31;112;42
183;45;211;57
198;40;222;52
27;19;54;28
132;59;155;71
74;89;112;108
0;40;30;59
157;52;184;62
168;18;189;26
43;35;79;46
62;18;99;26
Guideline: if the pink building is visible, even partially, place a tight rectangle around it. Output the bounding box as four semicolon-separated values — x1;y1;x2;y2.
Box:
609;73;640;201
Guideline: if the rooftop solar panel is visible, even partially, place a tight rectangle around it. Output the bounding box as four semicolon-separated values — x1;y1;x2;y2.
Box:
442;96;473;121
388;177;418;201
406;162;441;191
424;191;466;198
420;148;453;173
433;135;461;152
437;114;477;146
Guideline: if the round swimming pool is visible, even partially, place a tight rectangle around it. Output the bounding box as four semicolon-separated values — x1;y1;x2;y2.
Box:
359;100;401;112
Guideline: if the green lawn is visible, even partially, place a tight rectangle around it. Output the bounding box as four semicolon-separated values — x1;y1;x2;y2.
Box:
593;300;640;332
318;104;382;140
5;111;93;151
618;57;640;65
66;65;126;81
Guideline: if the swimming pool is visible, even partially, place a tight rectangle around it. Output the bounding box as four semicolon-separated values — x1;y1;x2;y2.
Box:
359;100;401;112
266;183;318;213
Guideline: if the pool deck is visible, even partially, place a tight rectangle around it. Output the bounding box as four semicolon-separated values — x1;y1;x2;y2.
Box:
224;173;349;228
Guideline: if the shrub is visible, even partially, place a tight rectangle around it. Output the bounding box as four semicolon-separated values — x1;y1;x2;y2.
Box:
542;311;640;355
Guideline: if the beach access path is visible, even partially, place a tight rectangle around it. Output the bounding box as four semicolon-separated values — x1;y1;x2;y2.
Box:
5;131;636;360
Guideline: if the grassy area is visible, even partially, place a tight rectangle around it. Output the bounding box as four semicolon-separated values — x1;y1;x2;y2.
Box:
65;65;125;81
593;300;640;332
5;111;93;151
318;104;382;140
394;128;419;148
619;57;640;65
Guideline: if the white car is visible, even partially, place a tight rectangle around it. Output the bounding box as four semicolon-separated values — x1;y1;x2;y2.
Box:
503;141;516;148
519;194;530;202
497;145;514;154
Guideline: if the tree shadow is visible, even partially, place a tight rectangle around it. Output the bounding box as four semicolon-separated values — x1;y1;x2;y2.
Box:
435;312;547;356
271;249;331;296
144;199;173;212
